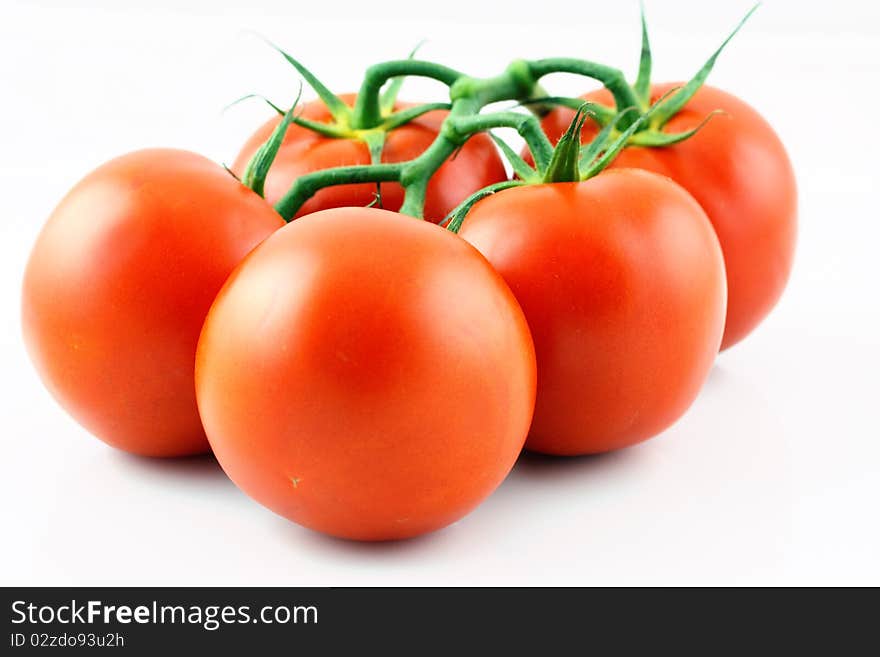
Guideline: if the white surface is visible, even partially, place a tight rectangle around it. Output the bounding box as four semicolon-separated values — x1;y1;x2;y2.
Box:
1;0;879;586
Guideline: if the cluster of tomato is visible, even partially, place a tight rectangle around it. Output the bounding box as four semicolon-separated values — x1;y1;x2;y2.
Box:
22;21;796;541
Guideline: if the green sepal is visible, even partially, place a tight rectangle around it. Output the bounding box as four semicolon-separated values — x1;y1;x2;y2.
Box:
581;89;677;179
651;4;759;128
633;2;653;105
542;103;595;183
242;89;301;197
224;93;285;116
489;134;539;183
581;115;644;179
266;40;351;122
225;90;348;139
289;115;350;138
380;102;451;131
577;115;620;170
628;110;726;147
443;180;526;233
222;164;241;181
520;96;616;127
380;41;426;115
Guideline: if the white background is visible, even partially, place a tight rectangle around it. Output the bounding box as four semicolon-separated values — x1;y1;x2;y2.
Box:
1;0;878;586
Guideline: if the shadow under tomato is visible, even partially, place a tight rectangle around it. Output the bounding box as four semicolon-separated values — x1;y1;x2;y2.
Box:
703;361;730;390
510;443;654;487
507;360;733;484
272;450;650;557
112;451;228;482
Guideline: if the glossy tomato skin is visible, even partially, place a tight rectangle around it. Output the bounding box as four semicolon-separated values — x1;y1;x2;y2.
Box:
232;94;508;222
458;170;726;455
535;84;796;350
22;149;284;457
196;207;536;540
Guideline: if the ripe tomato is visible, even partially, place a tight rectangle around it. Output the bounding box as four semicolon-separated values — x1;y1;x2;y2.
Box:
22;149;284;457
196;207;536;540
535;84;796;350
458;169;726;455
232;94;508;222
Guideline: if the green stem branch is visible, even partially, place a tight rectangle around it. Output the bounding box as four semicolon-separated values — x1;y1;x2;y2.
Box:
274;163;404;220
449;111;553;171
526;58;642;125
352;60;465;129
273;53;678;220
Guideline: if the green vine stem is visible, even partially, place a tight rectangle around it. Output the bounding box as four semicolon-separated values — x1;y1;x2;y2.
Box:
351;60;464;129
273;56;640;220
449;112;553;171
526;58;642;123
266;7;757;221
275;163;403;218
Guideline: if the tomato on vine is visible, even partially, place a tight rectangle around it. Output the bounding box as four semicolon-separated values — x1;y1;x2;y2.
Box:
22;149;284;456
22;3;795;528
232;46;507;222
451;104;727;455
196;207;536;540
528;7;796;350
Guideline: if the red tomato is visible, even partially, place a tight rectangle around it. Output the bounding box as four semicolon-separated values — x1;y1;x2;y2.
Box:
22;149;284;457
534;84;796;350
196;207;536;540
233;94;508;222
458;169;726;455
